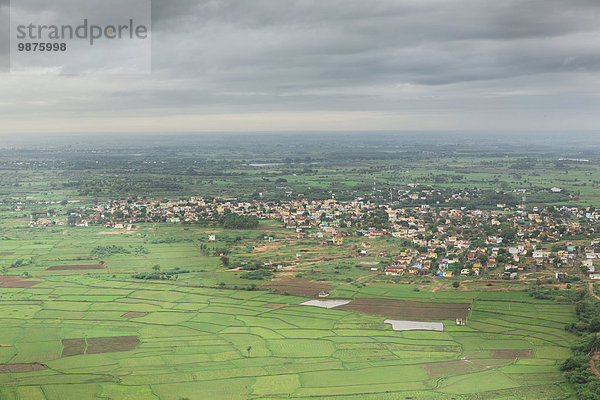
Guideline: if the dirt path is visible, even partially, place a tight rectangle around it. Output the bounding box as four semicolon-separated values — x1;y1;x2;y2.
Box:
589;282;600;300
356;273;377;283
431;279;444;293
590;351;600;379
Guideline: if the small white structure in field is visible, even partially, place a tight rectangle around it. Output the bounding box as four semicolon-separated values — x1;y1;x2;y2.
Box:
208;235;216;241
301;299;350;309
384;319;444;332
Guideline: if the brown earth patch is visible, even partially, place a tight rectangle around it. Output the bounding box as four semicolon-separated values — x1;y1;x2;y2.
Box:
86;336;139;354
1;281;41;288
0;363;47;373
491;350;533;358
0;275;41;288
121;312;147;318
61;338;86;357
264;278;333;297
0;276;21;281
0;252;14;256
62;336;139;357
337;298;470;320
422;360;471;377
97;231;136;235
47;264;104;271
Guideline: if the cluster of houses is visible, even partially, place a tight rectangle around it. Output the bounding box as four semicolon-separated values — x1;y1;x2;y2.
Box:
25;195;600;279
382;241;600;279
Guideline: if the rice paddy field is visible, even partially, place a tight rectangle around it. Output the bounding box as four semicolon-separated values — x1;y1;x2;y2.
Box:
0;224;580;399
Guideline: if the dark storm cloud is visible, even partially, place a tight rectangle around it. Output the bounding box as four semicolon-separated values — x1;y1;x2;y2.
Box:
146;0;600;90
2;0;600;133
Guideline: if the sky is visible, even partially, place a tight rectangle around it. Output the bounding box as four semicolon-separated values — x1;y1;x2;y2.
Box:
1;0;600;135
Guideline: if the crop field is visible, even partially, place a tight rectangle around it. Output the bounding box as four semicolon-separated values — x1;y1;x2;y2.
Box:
0;228;580;400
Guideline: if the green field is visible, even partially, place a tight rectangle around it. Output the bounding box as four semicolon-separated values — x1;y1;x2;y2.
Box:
0;223;579;399
0;273;578;399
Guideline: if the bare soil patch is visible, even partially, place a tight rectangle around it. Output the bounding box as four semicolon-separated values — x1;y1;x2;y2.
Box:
422;361;471;377
264;278;333;297
1;280;41;288
121;312;147;318
62;336;139;357
0;364;47;373
97;231;136;235
0;252;14;256
61;338;86;357
47;264;104;271
490;350;533;358
337;298;470;320
0;275;41;288
86;336;139;354
0;276;21;281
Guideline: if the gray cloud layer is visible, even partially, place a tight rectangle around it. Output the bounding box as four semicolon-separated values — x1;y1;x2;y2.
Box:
1;0;600;133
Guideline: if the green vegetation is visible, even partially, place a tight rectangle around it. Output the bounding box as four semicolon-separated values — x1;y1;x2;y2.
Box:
221;213;260;230
562;293;600;399
0;221;583;399
91;245;131;257
1;134;599;399
0;269;579;399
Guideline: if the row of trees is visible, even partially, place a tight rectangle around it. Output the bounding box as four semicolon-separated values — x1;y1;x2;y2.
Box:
562;293;600;399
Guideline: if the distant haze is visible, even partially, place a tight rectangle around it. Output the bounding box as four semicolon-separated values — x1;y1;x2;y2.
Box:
1;0;600;134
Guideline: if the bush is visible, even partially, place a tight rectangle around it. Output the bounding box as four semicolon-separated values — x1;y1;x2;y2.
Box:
240;269;273;280
92;245;130;257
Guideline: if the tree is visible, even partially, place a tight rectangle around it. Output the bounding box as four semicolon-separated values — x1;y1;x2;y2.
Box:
452;281;460;288
247;345;252;357
152;265;161;272
220;256;230;268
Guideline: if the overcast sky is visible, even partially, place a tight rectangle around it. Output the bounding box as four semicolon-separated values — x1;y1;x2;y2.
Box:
1;0;600;135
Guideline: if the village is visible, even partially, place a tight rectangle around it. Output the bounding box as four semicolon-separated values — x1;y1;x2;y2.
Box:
25;190;600;283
